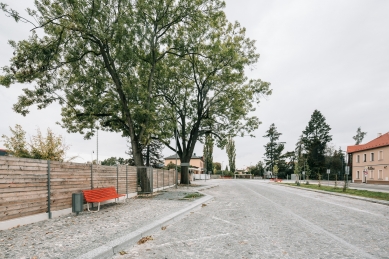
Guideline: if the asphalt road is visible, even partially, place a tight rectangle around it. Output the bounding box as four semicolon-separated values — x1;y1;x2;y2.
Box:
113;180;389;259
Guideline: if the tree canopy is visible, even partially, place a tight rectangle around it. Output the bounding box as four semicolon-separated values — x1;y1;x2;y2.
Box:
0;0;226;169
301;110;332;175
226;136;236;173
263;123;284;172
1;1;271;184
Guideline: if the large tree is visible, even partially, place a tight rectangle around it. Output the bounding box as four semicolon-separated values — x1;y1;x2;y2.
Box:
226;136;236;173
154;13;271;183
0;0;222;168
263;123;284;172
301;110;332;176
353;127;367;145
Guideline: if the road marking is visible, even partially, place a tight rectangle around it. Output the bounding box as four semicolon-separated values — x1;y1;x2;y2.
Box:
145;233;231;248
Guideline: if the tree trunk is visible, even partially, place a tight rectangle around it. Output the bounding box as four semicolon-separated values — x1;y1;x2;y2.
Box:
180;165;191;185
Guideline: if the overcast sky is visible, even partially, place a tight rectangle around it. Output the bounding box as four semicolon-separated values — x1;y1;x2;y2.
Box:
1;0;388;169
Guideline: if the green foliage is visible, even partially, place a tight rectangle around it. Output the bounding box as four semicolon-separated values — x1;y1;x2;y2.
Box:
165;162;181;173
101;157;130;166
203;135;213;173
263;123;284;172
248;161;265;176
1;124;30;158
301;110;332;175
213;162;221;172
272;164;279;177
226;137;236;173
154;11;271;183
1;124;69;161
0;0;229;168
353;127;367;145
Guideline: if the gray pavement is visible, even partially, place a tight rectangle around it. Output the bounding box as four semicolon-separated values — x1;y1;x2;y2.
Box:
113;180;389;259
0;183;217;259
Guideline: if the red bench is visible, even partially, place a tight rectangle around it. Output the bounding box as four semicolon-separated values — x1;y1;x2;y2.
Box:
82;187;125;211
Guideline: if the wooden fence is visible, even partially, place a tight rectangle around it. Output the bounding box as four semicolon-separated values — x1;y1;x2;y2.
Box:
0;156;174;223
153;169;177;190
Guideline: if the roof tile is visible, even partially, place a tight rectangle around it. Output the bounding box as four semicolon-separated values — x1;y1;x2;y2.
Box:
347;132;389;153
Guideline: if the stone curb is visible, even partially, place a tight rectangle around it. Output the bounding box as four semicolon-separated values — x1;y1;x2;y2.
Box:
280;183;389;206
75;186;217;259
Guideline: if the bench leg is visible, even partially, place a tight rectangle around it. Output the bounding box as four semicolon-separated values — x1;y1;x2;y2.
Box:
87;202;101;212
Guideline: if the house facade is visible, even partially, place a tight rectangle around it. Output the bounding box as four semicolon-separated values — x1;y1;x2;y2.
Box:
347;133;389;185
164;153;204;174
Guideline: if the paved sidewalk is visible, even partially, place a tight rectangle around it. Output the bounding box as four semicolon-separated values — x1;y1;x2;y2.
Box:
0;182;217;259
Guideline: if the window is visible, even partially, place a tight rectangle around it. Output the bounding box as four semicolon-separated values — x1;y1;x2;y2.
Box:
363;154;366;162
378;170;383;179
370;152;374;162
379;151;383;160
357;155;360;163
357;171;360;179
370;170;374;179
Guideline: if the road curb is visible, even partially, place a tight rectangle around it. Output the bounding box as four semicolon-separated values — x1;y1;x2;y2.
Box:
280;184;389;206
76;192;214;259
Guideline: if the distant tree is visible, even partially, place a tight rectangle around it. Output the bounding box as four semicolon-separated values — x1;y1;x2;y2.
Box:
263;123;284;171
2;124;69;161
213;162;221;172
301;110;332;176
166;162;181;173
282;151;296;177
304;164;311;180
101;157;130;166
226;137;236;173
273;164;279;179
1;124;30;158
30;128;69;161
250;161;265;176
294;162;301;183
353;127;367;145
203;135;214;173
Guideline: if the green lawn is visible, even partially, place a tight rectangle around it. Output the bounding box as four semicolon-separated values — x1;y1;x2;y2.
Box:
283;183;389;201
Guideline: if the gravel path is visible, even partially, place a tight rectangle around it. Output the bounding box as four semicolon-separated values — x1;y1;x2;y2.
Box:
0;184;211;259
113;180;389;259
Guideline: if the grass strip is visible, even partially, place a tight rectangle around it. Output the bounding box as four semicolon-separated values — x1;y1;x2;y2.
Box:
183;192;204;199
283;183;389;201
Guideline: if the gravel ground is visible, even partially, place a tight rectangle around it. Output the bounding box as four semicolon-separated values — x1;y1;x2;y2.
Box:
113;180;389;259
0;184;211;259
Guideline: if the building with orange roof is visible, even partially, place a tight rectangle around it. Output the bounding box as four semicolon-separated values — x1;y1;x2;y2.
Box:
347;133;389;184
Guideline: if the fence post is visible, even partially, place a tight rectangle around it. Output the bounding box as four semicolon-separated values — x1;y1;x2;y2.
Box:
117;165;119;193
168;169;169;187
47;160;52;219
163;169;164;190
91;163;93;189
126;165;128;199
